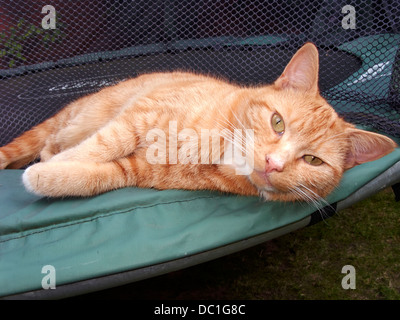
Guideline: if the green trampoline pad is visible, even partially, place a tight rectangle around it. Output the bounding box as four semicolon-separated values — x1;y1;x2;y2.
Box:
0;147;399;297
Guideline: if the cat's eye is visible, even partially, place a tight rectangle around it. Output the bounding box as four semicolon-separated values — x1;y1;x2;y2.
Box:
303;155;323;166
271;113;285;134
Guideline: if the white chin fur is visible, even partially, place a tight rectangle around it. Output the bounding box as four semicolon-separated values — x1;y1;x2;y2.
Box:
259;190;271;201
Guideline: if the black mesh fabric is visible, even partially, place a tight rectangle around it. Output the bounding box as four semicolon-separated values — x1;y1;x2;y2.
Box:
1;0;399;147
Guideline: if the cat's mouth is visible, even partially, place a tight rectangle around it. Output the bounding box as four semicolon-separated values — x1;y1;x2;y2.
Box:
251;170;276;191
250;169;297;201
251;169;330;202
250;170;296;201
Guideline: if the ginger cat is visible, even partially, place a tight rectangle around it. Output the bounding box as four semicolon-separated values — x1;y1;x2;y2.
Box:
0;43;397;202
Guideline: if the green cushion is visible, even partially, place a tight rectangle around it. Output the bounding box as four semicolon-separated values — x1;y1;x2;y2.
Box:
0;147;399;297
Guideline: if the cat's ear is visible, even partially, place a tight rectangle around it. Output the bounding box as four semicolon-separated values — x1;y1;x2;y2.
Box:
274;42;319;94
344;128;397;170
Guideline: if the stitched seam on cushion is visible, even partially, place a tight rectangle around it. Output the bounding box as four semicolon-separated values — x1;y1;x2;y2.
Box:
0;195;219;243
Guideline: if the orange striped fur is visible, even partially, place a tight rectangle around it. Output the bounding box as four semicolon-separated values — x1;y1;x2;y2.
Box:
0;43;397;201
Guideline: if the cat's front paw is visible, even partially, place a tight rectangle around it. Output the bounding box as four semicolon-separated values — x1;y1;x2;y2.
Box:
22;161;100;197
22;163;62;197
23;164;43;196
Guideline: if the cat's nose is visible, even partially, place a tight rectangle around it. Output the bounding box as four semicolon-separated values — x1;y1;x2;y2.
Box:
265;155;284;173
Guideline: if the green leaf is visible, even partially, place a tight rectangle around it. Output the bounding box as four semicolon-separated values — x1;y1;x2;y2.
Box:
17;19;24;28
23;29;33;38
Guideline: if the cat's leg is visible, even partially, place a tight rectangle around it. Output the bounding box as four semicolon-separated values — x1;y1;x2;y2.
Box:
22;159;138;197
39;123;100;162
22;152;258;197
22;155;164;197
0;118;56;169
48;112;140;163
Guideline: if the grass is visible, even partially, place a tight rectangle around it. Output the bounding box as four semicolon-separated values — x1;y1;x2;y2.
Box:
76;188;400;300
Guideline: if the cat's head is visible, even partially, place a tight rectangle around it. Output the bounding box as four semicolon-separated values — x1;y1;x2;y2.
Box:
236;43;397;202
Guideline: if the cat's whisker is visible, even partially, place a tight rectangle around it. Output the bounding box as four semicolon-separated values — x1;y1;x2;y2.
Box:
231;111;256;145
290;187;309;203
288;187;330;222
298;183;329;207
293;186;321;210
293;186;321;211
215;121;249;155
216;110;238;132
217;109;255;146
288;187;307;203
297;183;335;223
215;119;240;141
218;133;247;156
230;111;246;128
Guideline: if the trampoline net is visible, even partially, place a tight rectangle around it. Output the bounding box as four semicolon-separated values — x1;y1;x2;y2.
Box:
1;0;399;147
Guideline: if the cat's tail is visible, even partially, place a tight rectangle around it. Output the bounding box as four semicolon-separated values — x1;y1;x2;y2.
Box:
0;116;58;169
